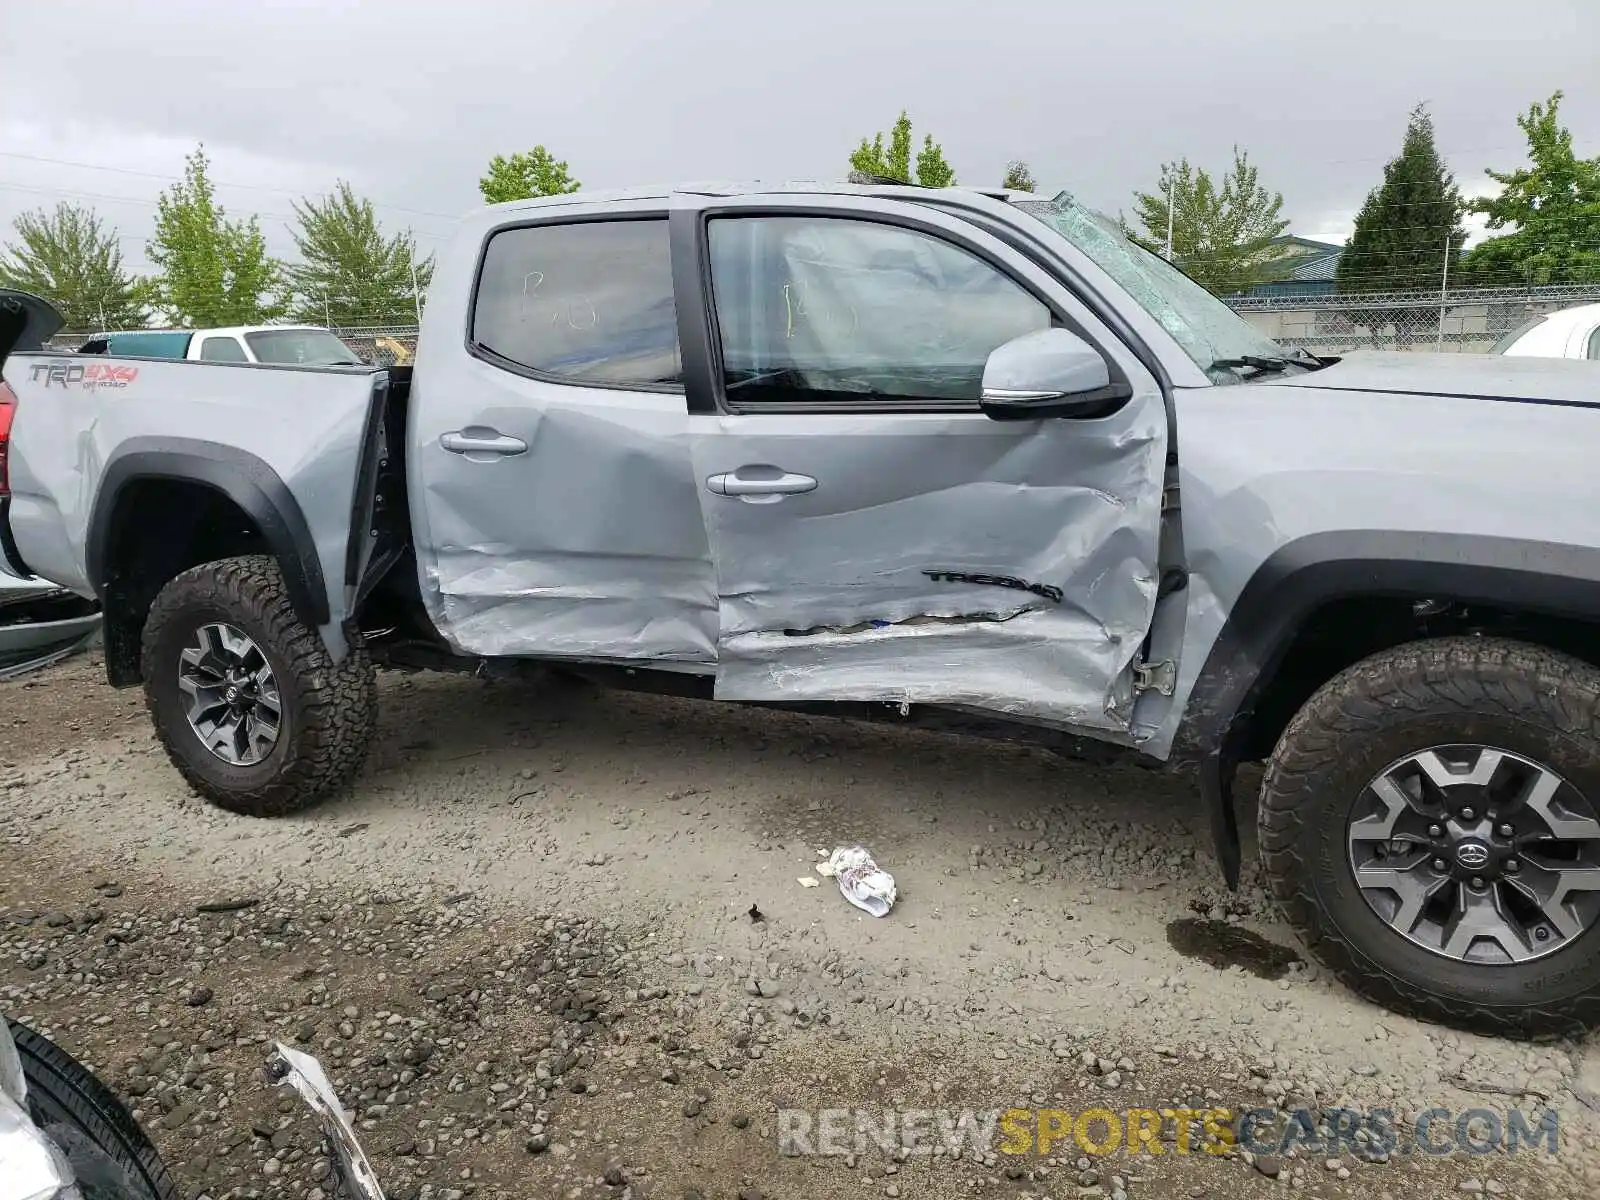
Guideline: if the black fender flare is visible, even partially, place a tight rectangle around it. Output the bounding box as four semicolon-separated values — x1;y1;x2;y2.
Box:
87;438;330;630
1177;531;1600;888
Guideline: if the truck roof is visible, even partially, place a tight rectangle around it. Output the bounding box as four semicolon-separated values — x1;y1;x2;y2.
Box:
475;181;1030;218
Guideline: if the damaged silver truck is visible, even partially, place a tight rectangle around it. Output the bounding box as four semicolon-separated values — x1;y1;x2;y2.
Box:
4;184;1600;1036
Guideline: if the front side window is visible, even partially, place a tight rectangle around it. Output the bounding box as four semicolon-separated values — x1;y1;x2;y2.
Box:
198;336;248;363
472;219;681;387
708;216;1050;405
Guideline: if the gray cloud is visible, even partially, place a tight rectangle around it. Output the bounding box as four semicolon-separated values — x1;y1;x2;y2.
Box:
2;0;1596;273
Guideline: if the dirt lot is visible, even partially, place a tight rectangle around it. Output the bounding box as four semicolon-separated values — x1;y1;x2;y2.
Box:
4;654;1600;1200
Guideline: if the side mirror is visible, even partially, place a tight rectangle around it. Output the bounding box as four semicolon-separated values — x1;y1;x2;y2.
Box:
979;328;1132;420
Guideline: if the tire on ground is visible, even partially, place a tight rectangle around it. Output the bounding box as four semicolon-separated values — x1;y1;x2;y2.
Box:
7;1017;179;1200
141;554;376;817
1259;636;1600;1038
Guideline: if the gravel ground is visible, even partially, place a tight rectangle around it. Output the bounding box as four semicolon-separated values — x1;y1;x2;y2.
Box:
4;654;1600;1200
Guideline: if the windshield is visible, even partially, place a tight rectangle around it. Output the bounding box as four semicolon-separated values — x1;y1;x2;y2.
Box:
244;329;364;366
1017;194;1291;383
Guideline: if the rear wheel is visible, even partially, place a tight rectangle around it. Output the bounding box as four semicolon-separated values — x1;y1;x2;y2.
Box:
6;1018;178;1200
142;555;376;816
1260;637;1600;1037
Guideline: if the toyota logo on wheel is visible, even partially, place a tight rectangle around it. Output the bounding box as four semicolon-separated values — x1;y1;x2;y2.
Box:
1455;842;1490;870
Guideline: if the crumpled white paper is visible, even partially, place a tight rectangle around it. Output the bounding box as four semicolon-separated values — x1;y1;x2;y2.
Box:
816;846;897;917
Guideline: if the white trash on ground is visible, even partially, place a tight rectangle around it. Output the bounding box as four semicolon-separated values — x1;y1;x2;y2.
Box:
816;846;897;917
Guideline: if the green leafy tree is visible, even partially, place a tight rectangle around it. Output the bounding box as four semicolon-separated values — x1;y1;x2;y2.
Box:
1459;92;1600;287
848;111;957;186
284;182;434;326
1125;148;1289;294
1001;160;1037;192
1336;104;1464;297
147;146;284;325
0;203;150;330
478;147;581;204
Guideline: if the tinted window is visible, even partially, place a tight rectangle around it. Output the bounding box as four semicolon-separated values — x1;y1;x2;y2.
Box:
472;219;680;387
707;216;1050;404
198;337;248;363
245;329;363;365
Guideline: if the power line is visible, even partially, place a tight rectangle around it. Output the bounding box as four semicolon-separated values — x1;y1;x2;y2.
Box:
0;149;462;222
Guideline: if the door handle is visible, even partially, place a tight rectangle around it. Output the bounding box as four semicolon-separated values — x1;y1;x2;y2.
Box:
706;469;818;498
441;429;528;456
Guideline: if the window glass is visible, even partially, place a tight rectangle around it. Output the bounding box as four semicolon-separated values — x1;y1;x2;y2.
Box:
472;219;681;387
1587;325;1600;361
244;329;362;365
198;337;248;363
708;216;1050;404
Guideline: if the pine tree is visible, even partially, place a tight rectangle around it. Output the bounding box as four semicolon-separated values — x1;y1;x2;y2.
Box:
1336;105;1464;295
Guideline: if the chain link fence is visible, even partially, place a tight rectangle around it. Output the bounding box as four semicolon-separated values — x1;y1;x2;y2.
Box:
42;284;1600;364
1226;284;1600;354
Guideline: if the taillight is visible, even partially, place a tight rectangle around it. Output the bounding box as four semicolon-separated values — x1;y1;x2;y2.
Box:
0;380;15;498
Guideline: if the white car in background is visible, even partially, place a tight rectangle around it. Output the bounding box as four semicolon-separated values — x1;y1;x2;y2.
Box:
1491;302;1600;360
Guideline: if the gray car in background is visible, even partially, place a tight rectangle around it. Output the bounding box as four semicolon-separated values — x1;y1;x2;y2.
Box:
4;183;1600;1036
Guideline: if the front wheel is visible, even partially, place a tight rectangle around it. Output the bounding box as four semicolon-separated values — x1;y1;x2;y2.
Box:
142;555;376;817
1260;636;1600;1037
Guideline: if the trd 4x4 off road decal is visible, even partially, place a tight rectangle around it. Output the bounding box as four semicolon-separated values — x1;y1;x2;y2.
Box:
28;362;139;391
921;570;1064;604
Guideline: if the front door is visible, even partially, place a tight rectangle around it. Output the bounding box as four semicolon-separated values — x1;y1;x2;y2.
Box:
673;193;1168;732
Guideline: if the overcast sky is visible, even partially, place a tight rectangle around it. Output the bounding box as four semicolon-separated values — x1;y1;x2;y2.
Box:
2;0;1597;277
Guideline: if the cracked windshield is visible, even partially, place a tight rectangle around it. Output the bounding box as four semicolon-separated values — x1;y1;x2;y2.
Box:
3;3;1599;1200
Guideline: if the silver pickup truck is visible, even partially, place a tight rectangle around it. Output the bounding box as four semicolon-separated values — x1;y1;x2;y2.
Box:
4;185;1600;1036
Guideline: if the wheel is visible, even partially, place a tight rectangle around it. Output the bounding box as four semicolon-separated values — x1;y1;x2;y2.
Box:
1260;636;1600;1037
5;1017;179;1200
141;555;376;817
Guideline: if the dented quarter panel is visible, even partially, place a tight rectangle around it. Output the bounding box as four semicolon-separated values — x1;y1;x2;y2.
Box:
5;354;386;659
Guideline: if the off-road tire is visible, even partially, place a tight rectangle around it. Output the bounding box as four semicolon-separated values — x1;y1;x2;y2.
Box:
7;1017;179;1200
1260;636;1600;1038
142;555;375;817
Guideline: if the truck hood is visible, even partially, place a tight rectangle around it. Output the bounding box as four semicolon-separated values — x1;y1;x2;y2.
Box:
0;290;64;369
1267;349;1600;409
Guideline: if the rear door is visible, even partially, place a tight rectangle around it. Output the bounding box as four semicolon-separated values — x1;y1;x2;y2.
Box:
671;193;1168;732
408;202;717;663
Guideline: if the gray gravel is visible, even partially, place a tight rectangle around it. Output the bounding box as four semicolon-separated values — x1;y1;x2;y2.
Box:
3;657;1599;1199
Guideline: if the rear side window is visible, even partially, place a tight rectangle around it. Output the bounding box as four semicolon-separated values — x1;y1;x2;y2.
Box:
471;219;681;388
198;337;248;363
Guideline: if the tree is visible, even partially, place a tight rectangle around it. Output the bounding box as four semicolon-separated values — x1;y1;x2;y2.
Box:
1001;160;1037;192
848;111;957;186
147;146;284;325
1336;105;1464;295
478;147;580;204
1459;92;1600;287
1125;148;1289;294
284;182;434;326
0;203;149;330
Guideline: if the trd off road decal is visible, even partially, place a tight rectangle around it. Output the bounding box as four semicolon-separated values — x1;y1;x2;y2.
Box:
921;570;1064;604
28;362;139;391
